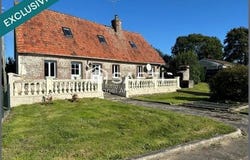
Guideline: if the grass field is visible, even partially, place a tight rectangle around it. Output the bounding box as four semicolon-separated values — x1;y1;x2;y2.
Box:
134;83;210;105
3;98;234;159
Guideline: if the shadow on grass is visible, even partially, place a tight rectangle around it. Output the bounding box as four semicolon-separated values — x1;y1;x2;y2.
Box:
177;90;211;96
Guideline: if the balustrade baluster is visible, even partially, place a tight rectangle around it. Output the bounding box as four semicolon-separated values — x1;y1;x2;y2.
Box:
79;81;82;92
58;82;61;93
66;82;70;93
83;81;86;92
33;83;37;95
27;83;31;95
76;82;79;92
38;82;42;95
61;82;64;93
87;82;90;92
90;82;93;91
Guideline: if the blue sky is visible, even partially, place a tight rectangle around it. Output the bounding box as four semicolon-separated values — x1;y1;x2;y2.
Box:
2;0;248;58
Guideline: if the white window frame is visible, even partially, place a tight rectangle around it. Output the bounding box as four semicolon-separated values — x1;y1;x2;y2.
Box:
137;66;143;78
71;62;82;79
45;61;56;78
112;64;120;78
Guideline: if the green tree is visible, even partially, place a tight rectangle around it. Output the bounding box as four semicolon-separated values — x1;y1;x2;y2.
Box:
154;47;172;64
172;34;223;60
5;57;16;73
170;51;204;84
224;27;248;65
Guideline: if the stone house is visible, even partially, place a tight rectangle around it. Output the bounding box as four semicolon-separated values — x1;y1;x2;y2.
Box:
14;10;165;81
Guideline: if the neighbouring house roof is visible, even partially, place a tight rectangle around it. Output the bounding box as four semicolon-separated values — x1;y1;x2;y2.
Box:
199;58;234;70
15;10;165;65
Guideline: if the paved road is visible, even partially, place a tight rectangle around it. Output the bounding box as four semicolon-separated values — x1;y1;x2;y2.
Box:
104;93;248;160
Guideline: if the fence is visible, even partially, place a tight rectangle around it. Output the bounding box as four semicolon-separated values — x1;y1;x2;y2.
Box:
8;73;103;107
103;77;180;98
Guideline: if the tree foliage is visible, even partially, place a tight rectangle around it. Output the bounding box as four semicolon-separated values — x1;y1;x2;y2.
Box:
5;57;16;73
224;27;248;65
154;48;172;64
209;65;248;102
170;51;204;84
172;34;223;60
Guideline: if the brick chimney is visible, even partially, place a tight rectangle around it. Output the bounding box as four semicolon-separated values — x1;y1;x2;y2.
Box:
111;15;122;33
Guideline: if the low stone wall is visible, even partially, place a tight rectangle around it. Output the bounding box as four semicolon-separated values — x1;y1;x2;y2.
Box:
8;73;104;107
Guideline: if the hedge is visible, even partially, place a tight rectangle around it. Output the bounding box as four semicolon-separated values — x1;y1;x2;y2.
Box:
209;65;248;102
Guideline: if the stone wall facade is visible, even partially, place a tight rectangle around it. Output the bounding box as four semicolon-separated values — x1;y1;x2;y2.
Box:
17;54;161;80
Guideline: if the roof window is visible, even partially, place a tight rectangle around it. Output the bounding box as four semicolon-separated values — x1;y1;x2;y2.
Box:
62;27;73;37
129;41;137;48
97;35;107;44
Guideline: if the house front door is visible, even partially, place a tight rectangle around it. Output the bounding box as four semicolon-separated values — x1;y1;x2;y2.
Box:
92;64;102;81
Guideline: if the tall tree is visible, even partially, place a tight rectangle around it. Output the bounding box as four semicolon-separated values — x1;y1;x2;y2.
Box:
224;27;248;65
172;34;223;60
154;47;172;64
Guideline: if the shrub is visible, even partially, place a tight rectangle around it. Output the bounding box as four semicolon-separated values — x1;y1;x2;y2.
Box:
209;65;248;102
71;94;79;102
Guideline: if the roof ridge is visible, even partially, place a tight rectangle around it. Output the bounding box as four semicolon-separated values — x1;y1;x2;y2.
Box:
45;9;140;35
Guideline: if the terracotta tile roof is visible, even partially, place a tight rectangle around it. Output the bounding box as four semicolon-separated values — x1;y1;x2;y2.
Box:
15;10;165;64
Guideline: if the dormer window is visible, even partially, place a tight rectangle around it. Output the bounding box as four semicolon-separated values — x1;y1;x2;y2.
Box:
97;35;107;44
129;41;137;48
62;27;73;37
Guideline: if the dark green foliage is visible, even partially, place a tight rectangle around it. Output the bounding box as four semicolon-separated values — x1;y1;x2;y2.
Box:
154;47;172;64
171;51;204;84
172;34;223;60
224;27;248;65
209;65;248;102
5;57;16;73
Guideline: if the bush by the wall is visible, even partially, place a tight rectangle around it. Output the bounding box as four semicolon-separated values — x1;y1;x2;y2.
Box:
209;65;248;102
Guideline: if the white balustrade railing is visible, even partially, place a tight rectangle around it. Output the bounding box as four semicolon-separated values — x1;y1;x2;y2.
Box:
127;78;178;90
12;80;46;96
8;73;179;107
156;79;177;87
127;79;155;90
104;77;180;98
8;73;103;107
52;79;99;94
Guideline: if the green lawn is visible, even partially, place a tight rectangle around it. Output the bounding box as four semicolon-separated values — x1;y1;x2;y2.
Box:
3;98;234;160
134;83;210;105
